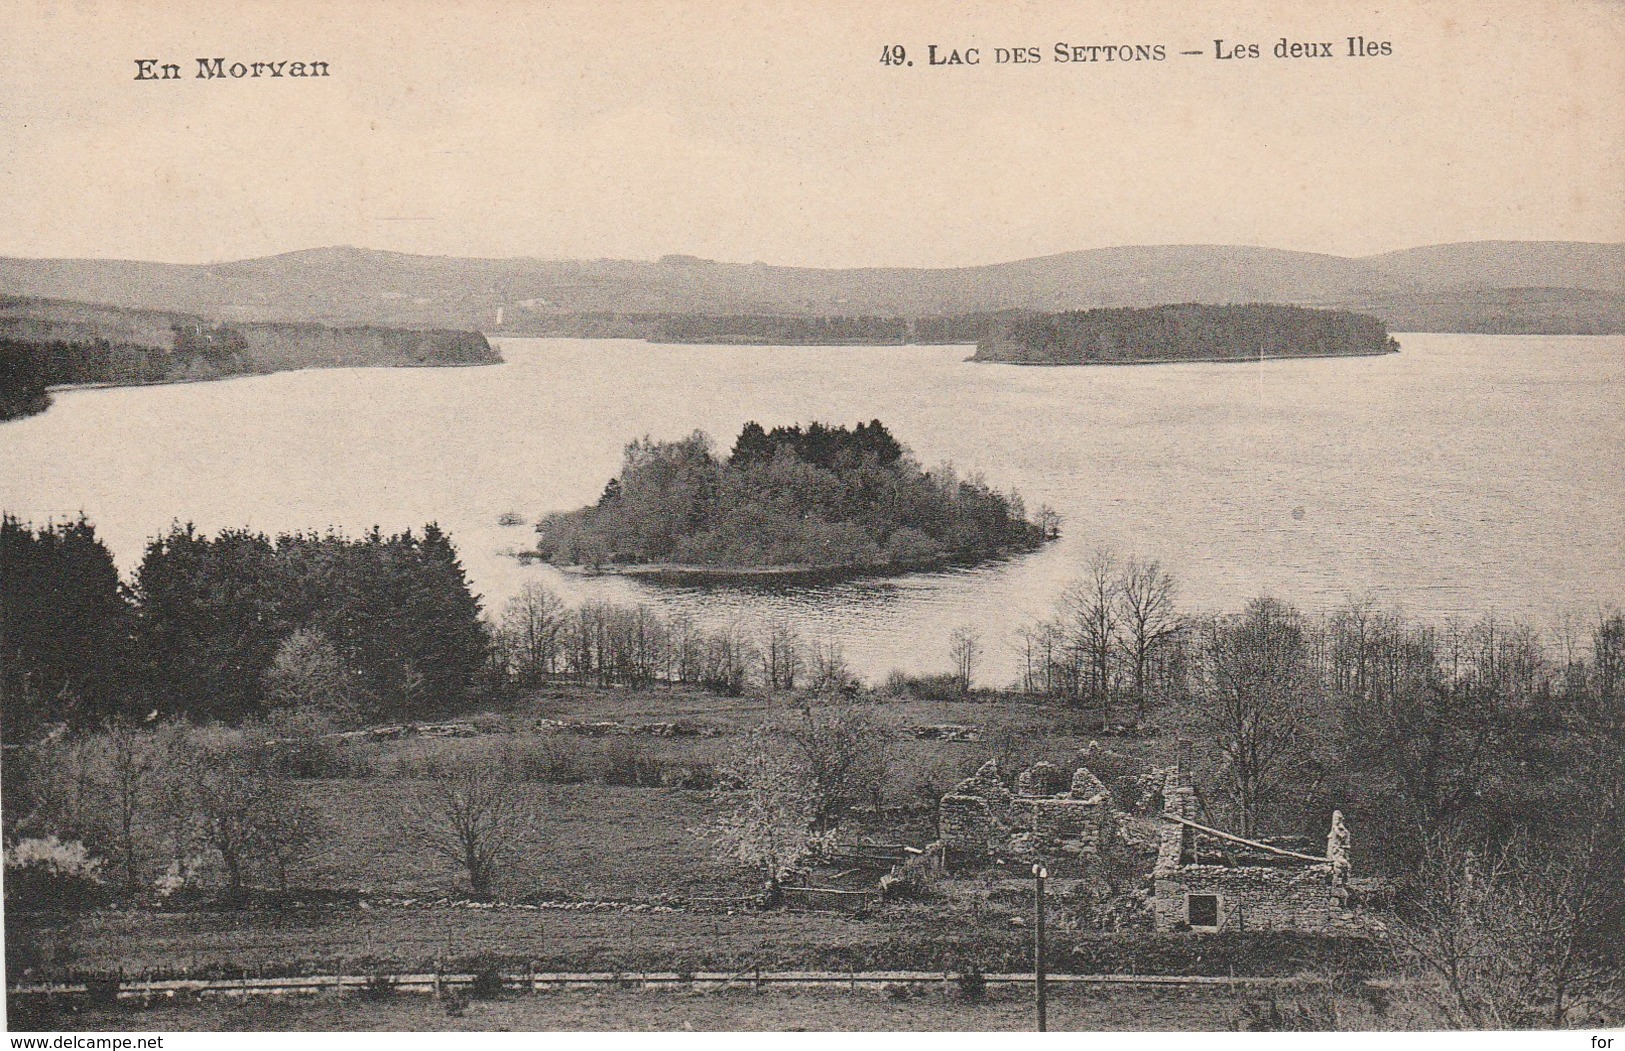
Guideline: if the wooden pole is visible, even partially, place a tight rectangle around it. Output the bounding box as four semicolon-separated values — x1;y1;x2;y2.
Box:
1158;813;1332;864
1033;863;1048;1032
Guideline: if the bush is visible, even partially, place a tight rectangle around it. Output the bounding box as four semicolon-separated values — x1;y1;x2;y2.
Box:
468;968;503;1000
470;966;505;1000
360;973;396;1001
957;968;987;1003
600;738;663;787
882;671;962;701
4;836;105;908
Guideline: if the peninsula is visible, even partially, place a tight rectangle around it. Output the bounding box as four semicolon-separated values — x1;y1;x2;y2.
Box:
0;296;499;421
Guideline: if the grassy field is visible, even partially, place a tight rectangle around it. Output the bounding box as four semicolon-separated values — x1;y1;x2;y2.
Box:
22;982;1395;1032
300;782;756;901
290;685;1168;903
6;686;1206;995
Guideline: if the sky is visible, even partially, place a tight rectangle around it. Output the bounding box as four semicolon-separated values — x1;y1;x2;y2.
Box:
2;0;1622;268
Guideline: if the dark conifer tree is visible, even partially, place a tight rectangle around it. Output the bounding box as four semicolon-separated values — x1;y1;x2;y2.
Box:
0;515;134;732
130;525;284;721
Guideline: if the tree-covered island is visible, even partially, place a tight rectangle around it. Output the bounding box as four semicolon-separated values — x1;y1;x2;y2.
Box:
973;303;1399;365
533;420;1056;580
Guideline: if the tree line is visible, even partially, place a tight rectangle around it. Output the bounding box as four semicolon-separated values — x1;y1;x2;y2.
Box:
1000;550;1622;887
534;420;1053;572
494;580;857;697
1;516;489;733
646;313;1000;346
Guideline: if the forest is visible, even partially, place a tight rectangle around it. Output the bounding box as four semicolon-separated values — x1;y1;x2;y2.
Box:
532;420;1054;573
973;303;1400;365
0;516;490;733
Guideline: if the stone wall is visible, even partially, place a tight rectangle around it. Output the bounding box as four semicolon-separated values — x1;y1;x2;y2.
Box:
1152;864;1348;932
939;759;1113;862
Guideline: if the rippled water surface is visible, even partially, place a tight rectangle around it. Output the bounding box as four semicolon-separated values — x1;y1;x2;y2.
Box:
3;334;1621;682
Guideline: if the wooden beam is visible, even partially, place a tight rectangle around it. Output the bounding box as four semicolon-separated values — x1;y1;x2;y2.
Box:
1160;813;1331;864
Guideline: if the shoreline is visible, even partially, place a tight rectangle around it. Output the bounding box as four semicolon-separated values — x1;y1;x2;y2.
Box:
45;358;501;395
967;347;1401;368
519;548;1045;586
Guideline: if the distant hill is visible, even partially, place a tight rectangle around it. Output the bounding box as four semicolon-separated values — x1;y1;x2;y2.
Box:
0;241;1619;334
0;296;498;421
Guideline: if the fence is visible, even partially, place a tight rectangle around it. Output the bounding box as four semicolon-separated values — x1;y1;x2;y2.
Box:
8;969;1341;1001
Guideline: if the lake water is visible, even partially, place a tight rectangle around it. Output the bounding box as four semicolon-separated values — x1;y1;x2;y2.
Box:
3;335;1621;684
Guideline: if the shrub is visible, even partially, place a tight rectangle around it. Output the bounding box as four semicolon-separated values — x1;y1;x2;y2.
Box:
470;966;505;1000
882;672;962;702
361;973;396;1001
83;975;121;1008
4;836;105;908
957;968;987;1003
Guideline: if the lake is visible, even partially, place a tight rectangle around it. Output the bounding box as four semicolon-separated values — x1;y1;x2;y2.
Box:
3;334;1621;684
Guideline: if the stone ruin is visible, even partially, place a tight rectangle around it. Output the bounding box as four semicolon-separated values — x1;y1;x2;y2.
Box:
1151;750;1357;933
939;759;1114;864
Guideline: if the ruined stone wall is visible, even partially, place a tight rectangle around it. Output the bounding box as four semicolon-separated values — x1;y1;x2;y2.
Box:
1152;865;1345;932
1012;797;1105;852
1154;774;1195;879
939;794;1001;854
939;760;1112;859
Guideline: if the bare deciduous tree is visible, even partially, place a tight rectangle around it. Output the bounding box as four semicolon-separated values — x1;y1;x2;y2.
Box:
1116;556;1179;720
163;724;327;894
500;580;568;687
759;620;803;692
777;700;893;830
89;717;160;893
948;625;981;695
1061;549;1121;717
807;637;856;695
1195;596;1315;837
401;758;542;899
1393;817;1623;1029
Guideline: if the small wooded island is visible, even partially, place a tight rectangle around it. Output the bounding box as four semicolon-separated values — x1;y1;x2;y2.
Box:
533;420;1055;581
973;303;1399;365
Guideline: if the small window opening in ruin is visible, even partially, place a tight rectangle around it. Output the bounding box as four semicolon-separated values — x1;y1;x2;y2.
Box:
1187;893;1220;928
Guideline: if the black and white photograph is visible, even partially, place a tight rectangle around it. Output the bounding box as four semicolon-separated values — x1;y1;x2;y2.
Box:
1;0;1621;1038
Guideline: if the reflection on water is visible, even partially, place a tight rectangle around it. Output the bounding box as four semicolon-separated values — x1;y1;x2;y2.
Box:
2;334;1621;684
